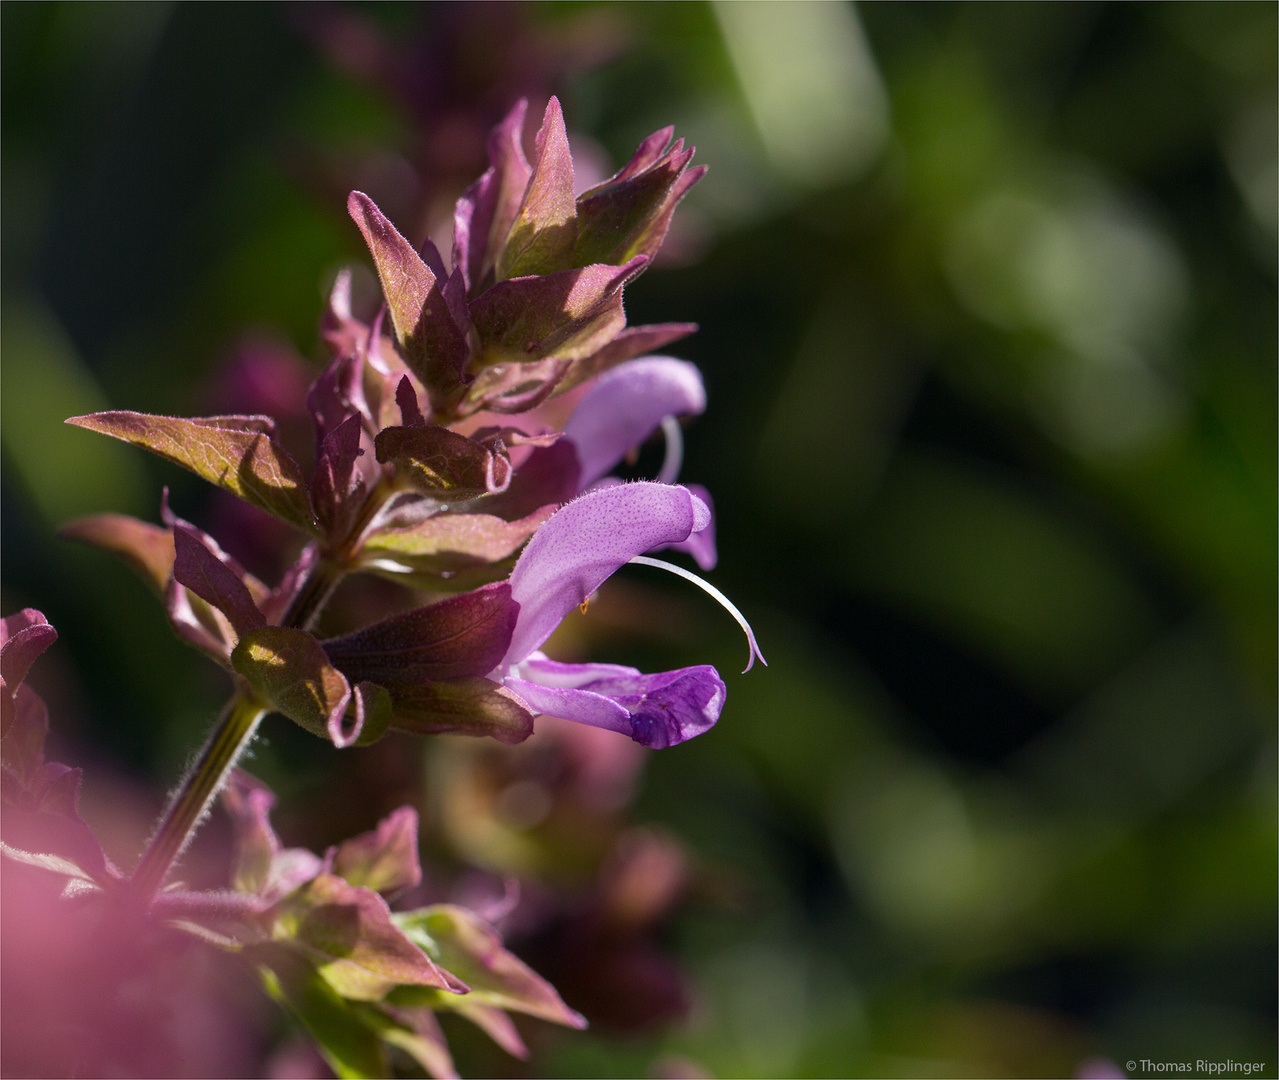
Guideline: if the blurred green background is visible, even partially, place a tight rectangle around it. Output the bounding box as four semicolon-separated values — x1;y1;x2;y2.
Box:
2;3;1274;1077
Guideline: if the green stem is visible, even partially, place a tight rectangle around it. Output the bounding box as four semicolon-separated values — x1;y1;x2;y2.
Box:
279;555;344;631
130;695;268;902
131;478;398;901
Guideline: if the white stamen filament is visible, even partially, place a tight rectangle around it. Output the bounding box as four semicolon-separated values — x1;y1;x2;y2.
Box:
628;555;766;673
657;415;684;485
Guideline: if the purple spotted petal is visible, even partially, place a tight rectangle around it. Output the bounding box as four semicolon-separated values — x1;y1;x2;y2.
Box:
501;482;710;666
654;482;717;571
563;357;706;487
507;656;725;748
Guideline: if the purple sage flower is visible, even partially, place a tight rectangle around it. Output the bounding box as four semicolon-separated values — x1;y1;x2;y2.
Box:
490;482;763;749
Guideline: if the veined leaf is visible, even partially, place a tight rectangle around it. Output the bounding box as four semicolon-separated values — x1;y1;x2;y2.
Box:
361;508;553;574
66;412;315;532
452;99;532;293
574;140;703;268
0;840;100;887
311;413;366;536
232;628;352;746
173;524;265;639
268;874;465;1002
221;771;323;901
356;1003;458;1080
392;905;586;1028
384;678;535;745
554;321;699;396
374;424;511;498
0;610;57;692
469;258;646;369
348;193;469;407
461;357;573;415
497;96;577;281
1;684;47;780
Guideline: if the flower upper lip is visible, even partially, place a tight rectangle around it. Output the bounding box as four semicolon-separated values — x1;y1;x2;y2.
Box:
563;356;707;489
498;481;712;669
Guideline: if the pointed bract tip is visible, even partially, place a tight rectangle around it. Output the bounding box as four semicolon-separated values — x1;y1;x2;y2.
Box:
347;189;372;219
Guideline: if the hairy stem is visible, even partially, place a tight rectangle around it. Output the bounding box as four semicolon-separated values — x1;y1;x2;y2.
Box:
278;555;344;631
131;479;399;900
130;695;268;902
